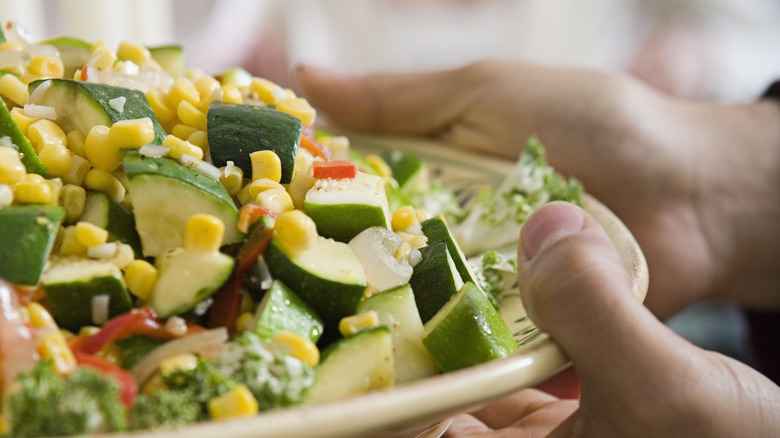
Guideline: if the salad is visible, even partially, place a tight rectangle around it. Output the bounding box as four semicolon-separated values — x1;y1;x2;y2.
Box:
0;21;582;437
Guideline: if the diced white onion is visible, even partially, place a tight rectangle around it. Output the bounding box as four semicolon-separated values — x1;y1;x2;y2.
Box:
91;294;110;326
164;316;189;337
23;104;56;120
108;96;126;113
0;137;15;148
179;154;221;180
87;242;118;260
139;144;169;158
349;227;413;291
0;184;13;207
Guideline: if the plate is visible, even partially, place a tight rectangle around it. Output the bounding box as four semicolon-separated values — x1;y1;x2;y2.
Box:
107;135;648;438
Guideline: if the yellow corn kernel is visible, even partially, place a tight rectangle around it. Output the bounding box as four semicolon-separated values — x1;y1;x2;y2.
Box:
0;41;22;52
89;43;117;70
396;231;428;250
0;184;13;206
61;153;91;186
208;384;259;420
320;135;350;160
27;119;67;153
10;107;36;134
275;97;316;126
273;331;320;367
236;178;282;206
116;41;151;65
38;143;74;177
220;84;242;104
162;135;203;160
176;100;207;131
0;73;29;106
274;210;317;253
60;184;86;224
39;331;77;375
13;178;53;204
185;213;225;252
254;187;293;215
249;77;284;104
219;161;244;196
170;123;199;141
58;225;87;255
45;178;62;206
339;311;380;337
27;56;64;78
249;150;282;182
287;173;315;210
235;311;254;334
166;77;199;109
109;117;155;149
27;302;58;329
66;130;87;158
159;353;198;374
292;149;314;179
365;154;393;180
83;168;125;203
0;147;27;184
391;206;419;232
187;130;208;151
146;89;177;125
394;241;414;263
185;67;204;81
99;342;123;365
85;125;121;172
124;259;158;300
195;75;220;100
75;221;108;247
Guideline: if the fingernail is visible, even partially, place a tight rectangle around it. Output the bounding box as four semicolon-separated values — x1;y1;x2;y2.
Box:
520;202;585;259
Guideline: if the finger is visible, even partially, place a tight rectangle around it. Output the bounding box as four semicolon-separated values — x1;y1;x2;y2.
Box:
294;65;470;135
470;388;560;429
442;413;491;438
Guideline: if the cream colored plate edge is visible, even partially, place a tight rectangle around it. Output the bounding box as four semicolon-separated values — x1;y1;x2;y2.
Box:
105;134;648;438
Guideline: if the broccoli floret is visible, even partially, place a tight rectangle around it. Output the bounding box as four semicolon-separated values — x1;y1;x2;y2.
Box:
161;358;237;420
8;360;127;437
128;390;200;431
215;332;315;411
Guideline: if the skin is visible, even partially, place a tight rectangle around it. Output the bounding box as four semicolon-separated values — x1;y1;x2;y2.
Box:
294;62;780;436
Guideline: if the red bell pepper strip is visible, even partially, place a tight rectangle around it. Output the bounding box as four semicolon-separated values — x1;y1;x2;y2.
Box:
312;160;358;180
74;352;138;406
300;134;331;161
237;204;275;234
207;222;274;334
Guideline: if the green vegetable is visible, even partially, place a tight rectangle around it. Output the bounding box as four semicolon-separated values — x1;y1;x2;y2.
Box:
128;390;200;431
116;335;165;368
473;250;518;307
9;360;127;437
159;357;237;420
215;332;315;411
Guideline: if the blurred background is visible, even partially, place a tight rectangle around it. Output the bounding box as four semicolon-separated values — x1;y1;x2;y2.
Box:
1;0;776;365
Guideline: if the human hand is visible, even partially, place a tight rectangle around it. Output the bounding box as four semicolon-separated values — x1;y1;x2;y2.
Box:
441;202;780;437
295;62;780;318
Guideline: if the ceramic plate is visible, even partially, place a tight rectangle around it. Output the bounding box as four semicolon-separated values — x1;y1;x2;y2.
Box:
106;135;648;438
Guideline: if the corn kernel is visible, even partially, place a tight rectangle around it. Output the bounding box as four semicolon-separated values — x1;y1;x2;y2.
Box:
116;41;151;65
273;331;320;367
146;89;177;125
320;136;350;161
391;206;419;232
235;311;254;333
75;221;109;247
249;77;285;104
38;143;74;177
10;107;36;134
292;149;314;179
44;177;62;206
0;73;29;106
162;135;203;160
27;119;67;153
397;231;428;250
109;117;155;148
159;353;198;374
254;187;293;215
0;147;27;184
274;210;317;253
61;153;91;186
339;311;380;337
195;75;220;100
60;184;86;224
219;161;244;196
249;150;282;182
124;259;158;300
186;130;208;151
166;77;199;109
220;84;242;104
0;184;13;206
27;302;58;329
365;154;393;180
99;342;123;365
13;179;53;204
85;125;121;172
27;56;64;78
208;384;259;420
83;168;125;203
89;43;117;70
236;178;282;206
39;331;77;375
66;130;87;158
176;100;208;131
0;42;22;52
170;123;199;141
276;97;316;126
185;213;225;252
58;225;87;255
287;173;315;210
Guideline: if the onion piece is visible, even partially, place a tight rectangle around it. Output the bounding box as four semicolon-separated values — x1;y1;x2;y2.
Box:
23;104;56;120
348;226;413;291
130;327;228;385
91;294;110;325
